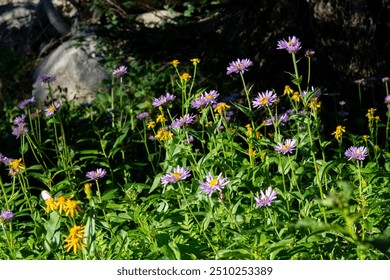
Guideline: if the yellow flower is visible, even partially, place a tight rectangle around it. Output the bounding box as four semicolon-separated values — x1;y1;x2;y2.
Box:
56;195;67;214
190;58;200;65
331;125;346;140
248;148;257;156
155;114;167;123
245;124;253;137
284;85;294;96
9;158;25;170
374;145;380;150
362;135;370;141
64;198;82;218
171;60;180;66
155;128;173;141
147;121;156;129
64;225;86;254
205;121;213;127
45;197;57;213
256;132;263;139
213;102;230;115
180;73;192;81
291;91;301;102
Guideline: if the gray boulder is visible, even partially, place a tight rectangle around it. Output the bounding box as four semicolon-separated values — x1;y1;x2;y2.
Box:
32;35;109;103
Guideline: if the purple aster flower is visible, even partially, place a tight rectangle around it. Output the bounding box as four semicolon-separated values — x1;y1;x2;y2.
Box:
18;96;36;109
136;112;150;120
183;135;194;144
226;58;253;75
277;36;302;54
199;172;229;196
152;92;176;107
86;168;107;180
254;186;277;207
382;77;389;83
37;73;56;86
301;86;321;99
161;166;191;186
0;153;13;164
171;113;196;129
252;90;278;108
13;115;26;126
0;210;15;222
275;139;297;154
191;90;219;109
113;65;127;77
12;126;28;138
344;146;368;161
44;101;61;116
385;95;390;103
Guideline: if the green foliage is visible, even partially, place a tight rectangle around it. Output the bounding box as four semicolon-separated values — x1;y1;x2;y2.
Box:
1;36;390;260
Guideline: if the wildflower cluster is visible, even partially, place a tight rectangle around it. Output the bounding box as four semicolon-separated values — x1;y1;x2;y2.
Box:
42;192;82;218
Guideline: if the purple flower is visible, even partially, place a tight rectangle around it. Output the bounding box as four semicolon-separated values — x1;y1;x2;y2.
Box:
37;73;56;86
277;36;302;54
86;168;107;180
152;93;176;107
13;115;26;126
44;101;61;116
171;113;196;129
183;135;194;144
12;126;28;138
161;166;191;186
275;139;297;154
0;153;13;164
18;96;36;109
226;58;253;75
113;66;127;77
136;112;150;120
0;210;15;222
199;172;229;196
252;90;278;108
385;95;390;103
254;187;277;207
191;90;219;109
344;146;368;161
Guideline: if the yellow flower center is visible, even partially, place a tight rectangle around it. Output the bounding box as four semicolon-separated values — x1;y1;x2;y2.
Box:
172;173;181;179
209;178;219;187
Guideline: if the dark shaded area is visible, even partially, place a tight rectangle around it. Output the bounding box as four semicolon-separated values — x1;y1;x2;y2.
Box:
1;0;389;135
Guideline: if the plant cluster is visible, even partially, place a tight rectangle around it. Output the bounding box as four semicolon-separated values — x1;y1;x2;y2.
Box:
1;36;390;260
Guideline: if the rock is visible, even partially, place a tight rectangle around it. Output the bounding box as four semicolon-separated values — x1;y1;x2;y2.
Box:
135;10;180;28
32;34;109;103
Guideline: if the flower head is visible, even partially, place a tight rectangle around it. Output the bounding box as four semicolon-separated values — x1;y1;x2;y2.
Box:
37;73;56;85
64;197;82;218
226;58;253;75
382;77;389;83
113;65;127;77
331;125;346;140
152;92;176;107
0;210;15;222
252;90;278;108
0;153;13;165
86;168;107;180
199;172;229;196
44;101;61;116
171;113;196;129
191;90;219;109
277;36;302;53
18;96;36;109
385;95;390;103
161;166;191;185
190;58;200;65
254;187;277;207
344;146;368;161
274;139;297;154
64;224;86;254
136;112;150;120
12;126;28;138
354;78;366;85
305;49;315;57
